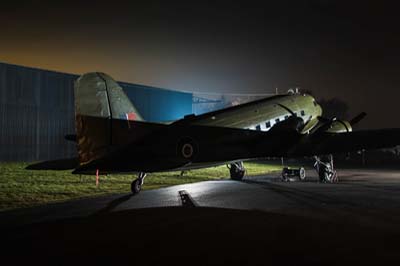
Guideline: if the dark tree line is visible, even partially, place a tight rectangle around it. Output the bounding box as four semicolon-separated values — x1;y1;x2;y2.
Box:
302;89;349;120
318;98;349;120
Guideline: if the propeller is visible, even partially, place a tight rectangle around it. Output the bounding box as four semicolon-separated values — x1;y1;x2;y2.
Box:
350;112;367;126
311;112;367;134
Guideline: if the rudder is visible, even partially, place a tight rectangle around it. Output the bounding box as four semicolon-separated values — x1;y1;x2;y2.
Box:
74;72;142;165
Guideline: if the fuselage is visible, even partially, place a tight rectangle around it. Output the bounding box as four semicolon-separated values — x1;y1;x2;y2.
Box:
74;88;324;174
189;93;322;134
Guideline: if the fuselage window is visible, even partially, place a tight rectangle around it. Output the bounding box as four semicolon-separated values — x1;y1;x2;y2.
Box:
266;121;271;128
256;125;261;131
284;115;289;120
313;100;318;107
301;110;305;116
275;118;280;123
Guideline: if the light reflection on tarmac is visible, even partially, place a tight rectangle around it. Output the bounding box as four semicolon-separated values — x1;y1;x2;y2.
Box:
2;169;400;229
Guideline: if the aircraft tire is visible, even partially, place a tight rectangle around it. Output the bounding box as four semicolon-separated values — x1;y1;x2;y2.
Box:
131;179;142;194
298;167;306;181
230;171;245;180
230;168;245;180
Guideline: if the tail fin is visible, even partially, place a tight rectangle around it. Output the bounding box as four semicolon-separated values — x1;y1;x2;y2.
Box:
74;72;142;165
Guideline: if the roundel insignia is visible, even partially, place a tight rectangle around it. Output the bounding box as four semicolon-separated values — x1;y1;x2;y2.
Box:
177;137;198;160
182;143;194;158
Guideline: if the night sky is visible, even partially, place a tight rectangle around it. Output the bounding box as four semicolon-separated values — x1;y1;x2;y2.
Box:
1;1;399;129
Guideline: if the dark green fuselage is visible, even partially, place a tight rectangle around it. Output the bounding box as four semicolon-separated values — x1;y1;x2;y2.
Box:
190;94;322;133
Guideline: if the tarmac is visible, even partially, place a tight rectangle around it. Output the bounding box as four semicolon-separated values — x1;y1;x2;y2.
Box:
3;168;400;265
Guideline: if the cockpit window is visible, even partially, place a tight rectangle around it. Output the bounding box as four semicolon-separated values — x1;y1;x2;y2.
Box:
313;100;318;107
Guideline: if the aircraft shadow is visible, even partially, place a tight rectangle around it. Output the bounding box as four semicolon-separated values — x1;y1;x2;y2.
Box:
92;193;134;216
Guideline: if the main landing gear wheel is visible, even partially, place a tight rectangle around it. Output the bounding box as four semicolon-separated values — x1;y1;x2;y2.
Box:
228;161;246;181
131;172;147;194
313;155;338;183
299;167;306;181
281;167;306;181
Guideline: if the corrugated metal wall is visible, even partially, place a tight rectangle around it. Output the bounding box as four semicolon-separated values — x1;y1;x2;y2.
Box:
121;82;193;122
0;63;77;161
0;62;193;161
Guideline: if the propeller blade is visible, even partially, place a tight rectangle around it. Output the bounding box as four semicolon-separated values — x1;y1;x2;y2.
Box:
350;112;367;126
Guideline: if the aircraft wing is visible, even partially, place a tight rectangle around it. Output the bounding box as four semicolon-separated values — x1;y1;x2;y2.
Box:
31;122;400;174
26;157;79;170
71;121;400;174
293;128;400;156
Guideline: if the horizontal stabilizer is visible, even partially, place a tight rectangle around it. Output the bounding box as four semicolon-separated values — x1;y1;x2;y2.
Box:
26;158;79;170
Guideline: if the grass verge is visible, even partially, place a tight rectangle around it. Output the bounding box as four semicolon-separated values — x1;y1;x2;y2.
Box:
0;161;282;211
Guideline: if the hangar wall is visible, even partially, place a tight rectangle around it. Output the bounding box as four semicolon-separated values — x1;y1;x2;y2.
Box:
0;62;193;161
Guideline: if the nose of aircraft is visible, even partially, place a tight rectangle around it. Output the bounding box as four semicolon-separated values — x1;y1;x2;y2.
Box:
310;96;322;117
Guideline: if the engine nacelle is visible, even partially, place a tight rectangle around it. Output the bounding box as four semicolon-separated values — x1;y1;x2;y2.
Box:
269;116;305;133
325;120;352;133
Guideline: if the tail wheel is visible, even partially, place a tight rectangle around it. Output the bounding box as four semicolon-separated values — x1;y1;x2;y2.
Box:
131;172;146;194
131;179;142;194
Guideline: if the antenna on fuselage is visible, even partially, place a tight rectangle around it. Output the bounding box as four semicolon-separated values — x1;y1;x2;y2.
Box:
288;87;301;95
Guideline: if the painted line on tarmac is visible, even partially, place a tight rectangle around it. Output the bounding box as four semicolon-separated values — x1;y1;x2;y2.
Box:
178;190;198;207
